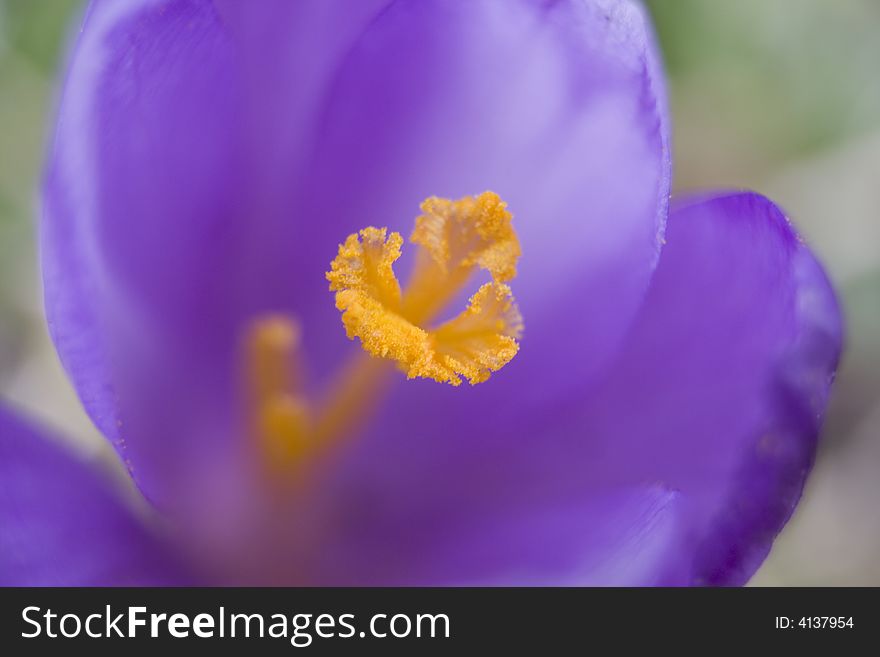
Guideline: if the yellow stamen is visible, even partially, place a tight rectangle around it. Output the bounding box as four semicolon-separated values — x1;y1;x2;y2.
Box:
326;191;523;386
311;353;393;446
245;316;310;469
246;317;392;474
245;192;523;474
257;394;310;464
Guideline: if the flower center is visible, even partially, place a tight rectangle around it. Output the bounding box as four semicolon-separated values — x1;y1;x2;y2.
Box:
246;192;523;473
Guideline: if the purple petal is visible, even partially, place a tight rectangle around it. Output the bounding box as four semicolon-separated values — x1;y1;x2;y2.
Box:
310;485;685;586
42;0;245;502
42;0;668;507
0;406;187;585
542;192;843;584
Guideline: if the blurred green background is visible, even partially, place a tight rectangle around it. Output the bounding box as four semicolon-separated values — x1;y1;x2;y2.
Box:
1;0;878;585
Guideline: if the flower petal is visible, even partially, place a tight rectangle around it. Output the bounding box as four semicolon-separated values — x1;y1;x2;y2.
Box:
42;0;246;503
0;406;187;585
538;192;843;584
309;484;684;586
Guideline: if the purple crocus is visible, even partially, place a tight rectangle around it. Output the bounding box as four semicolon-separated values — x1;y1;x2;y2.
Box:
1;0;842;586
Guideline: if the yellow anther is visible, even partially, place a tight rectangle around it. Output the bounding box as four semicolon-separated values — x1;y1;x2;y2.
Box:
258;394;310;466
245;314;392;474
327;192;523;386
247;316;302;396
245;316;310;470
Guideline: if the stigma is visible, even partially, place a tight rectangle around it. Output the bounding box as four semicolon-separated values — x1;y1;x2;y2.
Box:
326;192;523;386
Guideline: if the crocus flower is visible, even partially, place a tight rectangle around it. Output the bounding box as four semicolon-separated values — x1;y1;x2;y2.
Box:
1;0;842;586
